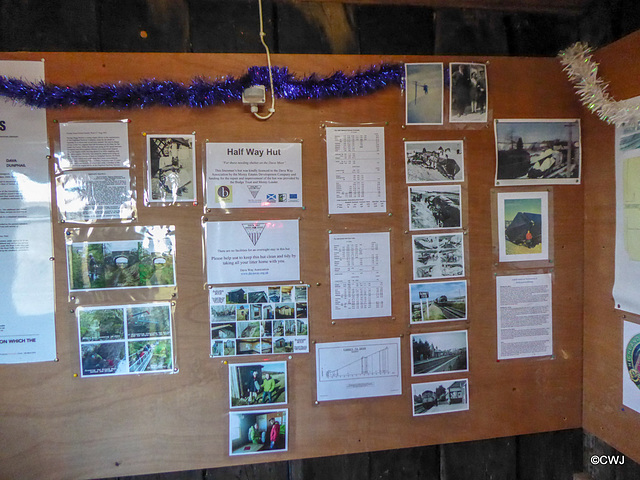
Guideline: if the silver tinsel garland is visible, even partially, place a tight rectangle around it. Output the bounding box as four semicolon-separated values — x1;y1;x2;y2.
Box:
559;42;640;127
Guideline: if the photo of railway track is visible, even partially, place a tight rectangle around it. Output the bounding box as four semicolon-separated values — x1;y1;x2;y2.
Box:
411;330;468;376
410;280;467;323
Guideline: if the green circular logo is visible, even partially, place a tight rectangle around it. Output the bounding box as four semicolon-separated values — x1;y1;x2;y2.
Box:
625;333;640;388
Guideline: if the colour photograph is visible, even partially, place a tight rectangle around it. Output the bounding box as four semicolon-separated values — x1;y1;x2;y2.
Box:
411;330;469;376
412;233;465;280
229;361;287;408
409;185;462;230
495;119;581;185
450;63;487;123
146;134;196;203
229;409;288;456
67;233;176;292
77;303;174;377
410;280;467;323
405;63;444;125
405;140;464;183
412;378;469;416
497;191;549;262
209;285;309;358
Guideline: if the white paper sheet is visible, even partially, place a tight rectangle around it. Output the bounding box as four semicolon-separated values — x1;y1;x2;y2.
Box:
326;127;386;214
315;337;402;401
56;169;136;222
0;60;56;363
496;273;553;360
614;116;640;315
205;220;300;284
205;142;302;208
58;121;130;170
329;232;392;319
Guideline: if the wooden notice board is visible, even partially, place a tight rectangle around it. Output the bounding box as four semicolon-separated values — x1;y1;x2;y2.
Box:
582;30;640;464
0;51;584;479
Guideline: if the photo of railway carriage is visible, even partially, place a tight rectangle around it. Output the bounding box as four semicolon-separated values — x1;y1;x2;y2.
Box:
412;379;469;416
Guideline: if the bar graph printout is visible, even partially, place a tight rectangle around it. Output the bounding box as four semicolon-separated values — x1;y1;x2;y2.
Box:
326;126;386;214
315;337;402;401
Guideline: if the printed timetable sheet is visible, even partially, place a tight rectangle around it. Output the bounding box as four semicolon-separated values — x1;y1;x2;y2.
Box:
326;126;387;214
329;232;392;319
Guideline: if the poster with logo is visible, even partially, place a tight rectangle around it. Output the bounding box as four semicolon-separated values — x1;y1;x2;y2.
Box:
614;117;640;315
204;220;300;284
205;142;302;209
623;320;640;413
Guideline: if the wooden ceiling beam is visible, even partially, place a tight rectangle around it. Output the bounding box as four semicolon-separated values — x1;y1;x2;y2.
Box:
282;0;591;16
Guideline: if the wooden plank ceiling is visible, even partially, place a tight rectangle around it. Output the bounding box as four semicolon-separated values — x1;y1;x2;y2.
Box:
287;0;591;15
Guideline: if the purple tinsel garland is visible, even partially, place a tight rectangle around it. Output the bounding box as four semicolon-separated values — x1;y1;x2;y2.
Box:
0;64;405;109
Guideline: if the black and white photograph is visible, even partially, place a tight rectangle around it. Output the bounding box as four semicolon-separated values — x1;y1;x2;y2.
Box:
410;280;467;323
229;409;288;456
409;185;462;231
450;63;487;123
411;330;469;376
229;361;287;408
405;140;464;183
495;119;581;185
412;233;465;280
405;63;444;125
146;134;196;203
412;378;469;416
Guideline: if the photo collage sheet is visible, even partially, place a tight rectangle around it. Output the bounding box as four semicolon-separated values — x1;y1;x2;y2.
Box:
494;118;581;362
406;62;472;417
204;142;306;456
57;123;179;377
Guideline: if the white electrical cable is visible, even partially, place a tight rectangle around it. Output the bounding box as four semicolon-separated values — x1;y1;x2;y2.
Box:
254;0;276;120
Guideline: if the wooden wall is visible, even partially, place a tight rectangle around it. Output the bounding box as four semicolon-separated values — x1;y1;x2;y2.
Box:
582;29;640;464
0;51;583;479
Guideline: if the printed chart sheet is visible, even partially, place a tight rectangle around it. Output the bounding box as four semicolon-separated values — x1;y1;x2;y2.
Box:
326;126;386;214
315;337;402;401
329;232;392;319
496;273;553;360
